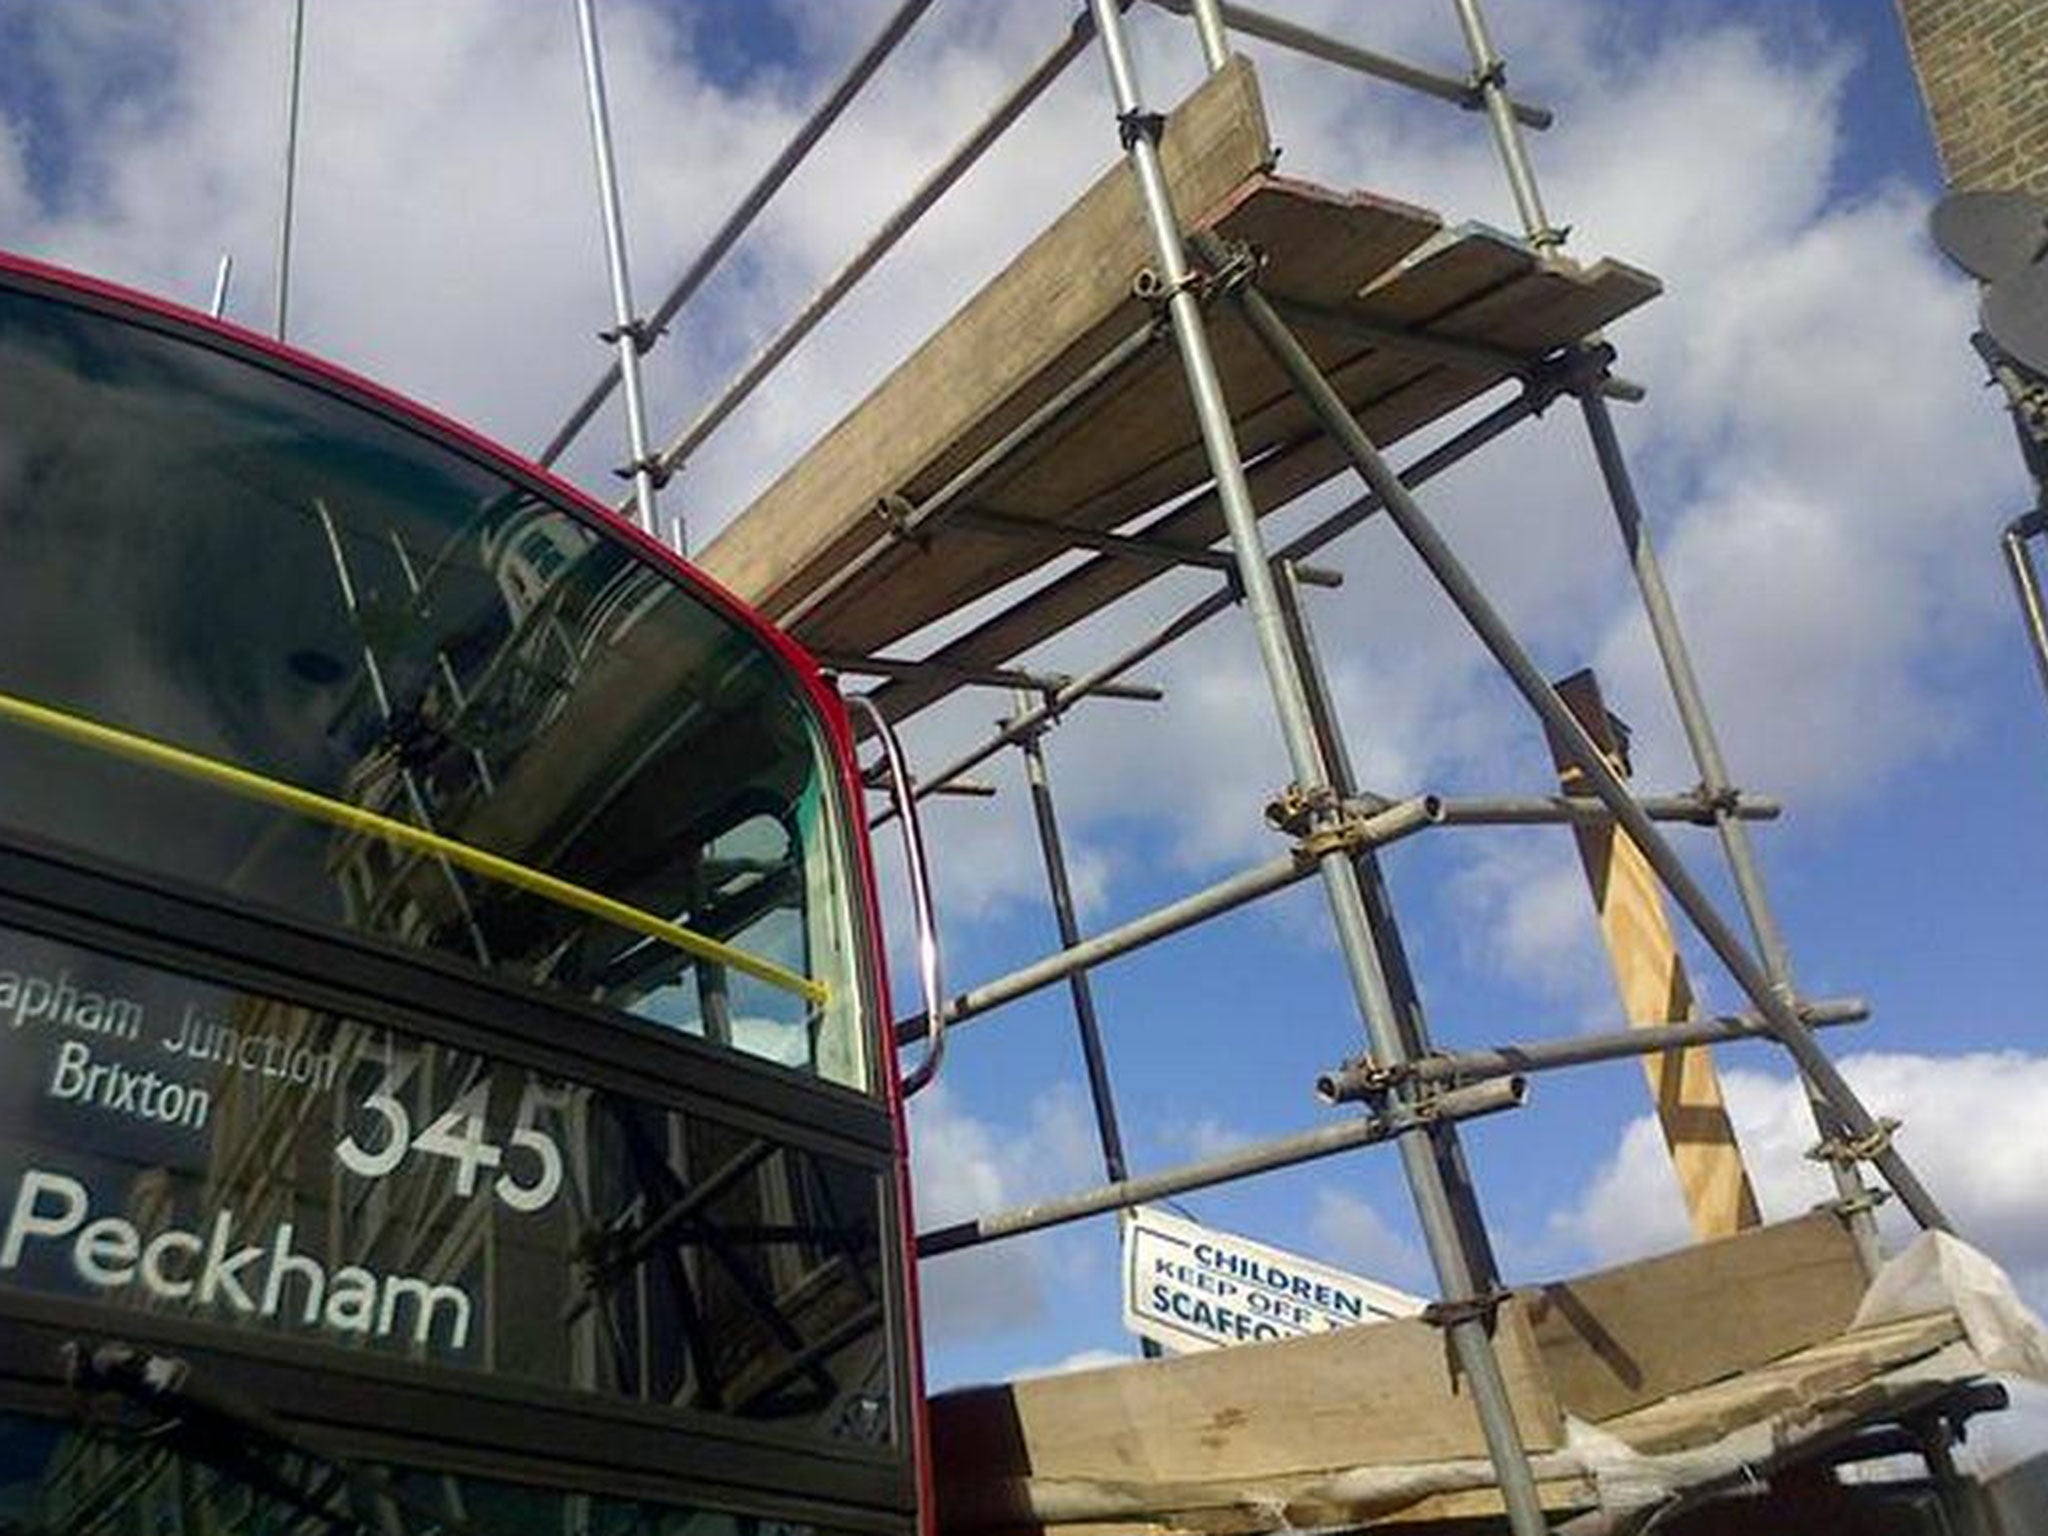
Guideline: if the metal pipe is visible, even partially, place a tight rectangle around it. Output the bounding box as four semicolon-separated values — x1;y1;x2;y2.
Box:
871;586;1221;827
952;506;1344;586
2003;513;2048;711
1274;389;1542;562
895;795;1440;1042
821;651;1164;702
780;315;1164;630
1089;0;1338;814
1267;295;1647;402
273;0;307;342
1429;792;1780;827
646;13;1103;491
1268;294;1555;382
1276;559;1503;1289
1319;997;1869;1101
1186;0;1230;72
918;1078;1527;1256
873;387;1543;787
1575;393;1788;979
386;528;495;797
574;0;662;540
1015;693;1133;1184
848;696;948;1097
1087;9;1551;1528
1449;0;1561;248
540;0;935;468
209;254;234;321
1238;282;1951;1235
560;1137;775;1323
1143;0;1552;129
1576;383;1882;1269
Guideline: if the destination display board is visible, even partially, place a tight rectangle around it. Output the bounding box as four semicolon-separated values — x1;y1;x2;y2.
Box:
0;922;894;1442
1122;1204;1423;1353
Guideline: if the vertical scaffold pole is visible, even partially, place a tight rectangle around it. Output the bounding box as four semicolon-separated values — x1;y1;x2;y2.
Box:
574;0;664;542
1448;0;1561;250
1083;4;1553;1529
1186;0;1230;71
1272;562;1504;1289
2005;511;2048;713
1012;692;1160;1359
274;0;307;342
1011;692;1135;1188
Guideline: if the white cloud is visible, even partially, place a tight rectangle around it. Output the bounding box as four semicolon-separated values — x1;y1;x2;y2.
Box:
1554;1051;2048;1317
1308;1187;1430;1292
1012;1345;1134;1379
906;1079;1104;1344
1157;1114;1255;1163
1448;827;1611;1013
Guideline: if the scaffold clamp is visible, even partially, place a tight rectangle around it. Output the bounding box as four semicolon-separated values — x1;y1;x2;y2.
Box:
1808;1116;1901;1168
1422;1287;1509;1331
1264;781;1340;839
597;316;667;355
1116;108;1165;150
612;453;675;489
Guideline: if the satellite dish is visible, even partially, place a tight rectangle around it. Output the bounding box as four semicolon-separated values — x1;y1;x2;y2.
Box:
1984;257;2048;377
1931;190;2048;283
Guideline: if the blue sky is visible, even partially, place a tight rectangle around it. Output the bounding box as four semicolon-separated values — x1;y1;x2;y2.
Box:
2;0;2044;1466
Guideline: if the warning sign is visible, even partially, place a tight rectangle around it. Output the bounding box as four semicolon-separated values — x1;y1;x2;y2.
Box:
1122;1204;1423;1354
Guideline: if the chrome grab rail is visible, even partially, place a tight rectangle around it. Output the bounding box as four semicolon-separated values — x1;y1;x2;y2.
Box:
846;695;948;1096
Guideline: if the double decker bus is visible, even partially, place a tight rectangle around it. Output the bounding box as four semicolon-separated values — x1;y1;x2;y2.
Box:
0;252;928;1536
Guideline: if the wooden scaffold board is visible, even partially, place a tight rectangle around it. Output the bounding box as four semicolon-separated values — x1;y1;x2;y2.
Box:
695;55;1659;707
927;1214;1988;1535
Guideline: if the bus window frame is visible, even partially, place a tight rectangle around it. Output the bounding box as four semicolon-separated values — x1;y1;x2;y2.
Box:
0;251;927;1529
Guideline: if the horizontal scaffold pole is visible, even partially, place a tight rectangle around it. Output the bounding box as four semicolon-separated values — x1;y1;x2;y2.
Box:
783;313;1167;630
1141;0;1553;129
917;1077;1527;1256
951;506;1345;587
822;650;1165;703
1428;791;1779;827
1318;996;1869;1102
894;795;1442;1043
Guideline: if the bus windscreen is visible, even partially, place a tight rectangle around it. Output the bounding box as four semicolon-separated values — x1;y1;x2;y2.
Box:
0;283;870;1092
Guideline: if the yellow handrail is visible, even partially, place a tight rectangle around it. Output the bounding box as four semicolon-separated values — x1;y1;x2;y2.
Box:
0;688;828;1005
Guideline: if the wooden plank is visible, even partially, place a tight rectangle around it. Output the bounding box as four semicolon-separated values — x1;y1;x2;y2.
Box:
856;238;1602;713
929;1307;1564;1501
845;225;1548;680
696;56;1275;627
934;1470;1597;1536
796;180;1445;655
804;205;1654;658
1596;1313;1967;1453
1548;668;1762;1240
772;183;1658;666
1520;1212;1868;1424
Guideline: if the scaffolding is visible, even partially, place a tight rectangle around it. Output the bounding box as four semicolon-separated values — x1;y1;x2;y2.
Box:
549;3;2005;1531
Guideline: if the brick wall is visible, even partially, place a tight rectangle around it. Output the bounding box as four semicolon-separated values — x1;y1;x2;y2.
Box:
1896;0;2048;199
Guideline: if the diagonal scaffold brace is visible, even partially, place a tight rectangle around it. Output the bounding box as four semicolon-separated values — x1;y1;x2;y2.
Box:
1214;244;1952;1239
